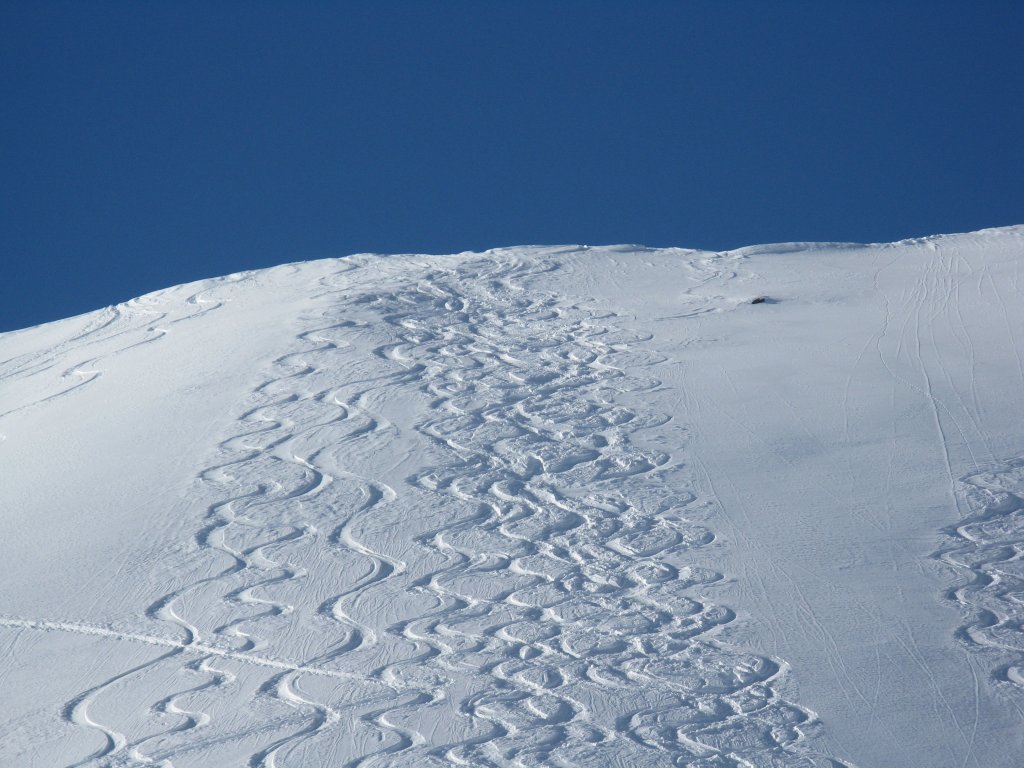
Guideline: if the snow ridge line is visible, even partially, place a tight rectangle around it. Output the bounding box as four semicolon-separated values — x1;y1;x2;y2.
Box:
939;457;1024;692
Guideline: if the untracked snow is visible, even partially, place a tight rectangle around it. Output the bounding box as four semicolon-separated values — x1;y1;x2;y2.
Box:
2;227;1023;767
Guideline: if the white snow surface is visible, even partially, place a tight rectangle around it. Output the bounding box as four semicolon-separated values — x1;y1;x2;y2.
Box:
2;227;1024;767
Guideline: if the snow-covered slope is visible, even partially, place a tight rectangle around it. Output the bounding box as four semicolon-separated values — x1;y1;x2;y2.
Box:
2;227;1023;767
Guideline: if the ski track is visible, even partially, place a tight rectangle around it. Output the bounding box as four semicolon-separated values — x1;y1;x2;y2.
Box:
939;457;1024;699
0;284;230;422
8;251;852;766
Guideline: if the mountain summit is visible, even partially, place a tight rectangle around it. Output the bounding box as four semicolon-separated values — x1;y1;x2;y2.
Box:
2;228;1023;767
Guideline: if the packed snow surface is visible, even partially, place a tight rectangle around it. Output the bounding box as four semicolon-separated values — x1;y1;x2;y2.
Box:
2;227;1024;767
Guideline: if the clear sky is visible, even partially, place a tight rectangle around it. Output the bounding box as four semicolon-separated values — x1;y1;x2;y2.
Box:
2;1;1021;332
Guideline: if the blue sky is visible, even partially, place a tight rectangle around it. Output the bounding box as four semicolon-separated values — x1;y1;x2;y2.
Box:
2;1;1021;332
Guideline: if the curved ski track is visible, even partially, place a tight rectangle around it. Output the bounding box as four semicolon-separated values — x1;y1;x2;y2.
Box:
29;251;848;766
939;458;1024;700
0;284;229;422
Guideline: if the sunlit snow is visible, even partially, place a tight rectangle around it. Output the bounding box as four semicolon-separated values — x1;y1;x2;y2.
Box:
2;227;1023;767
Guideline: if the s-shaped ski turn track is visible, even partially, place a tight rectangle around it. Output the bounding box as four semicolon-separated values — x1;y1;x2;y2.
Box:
4;229;1024;767
1;249;850;767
